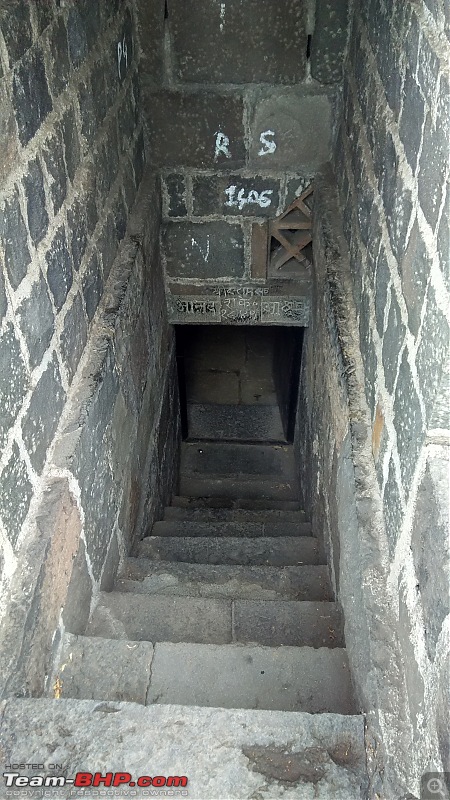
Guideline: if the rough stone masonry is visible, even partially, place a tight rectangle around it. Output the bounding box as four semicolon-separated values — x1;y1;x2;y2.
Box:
0;0;179;697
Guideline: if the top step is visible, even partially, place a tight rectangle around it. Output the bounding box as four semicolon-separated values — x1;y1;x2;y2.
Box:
180;442;296;481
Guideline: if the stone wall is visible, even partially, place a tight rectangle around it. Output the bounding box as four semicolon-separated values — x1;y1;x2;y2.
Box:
297;0;449;795
136;0;351;325
0;2;179;697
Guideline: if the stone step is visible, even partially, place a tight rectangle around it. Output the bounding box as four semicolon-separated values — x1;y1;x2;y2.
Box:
86;593;341;647
164;505;308;523
179;475;298;501
151;519;312;538
2;698;367;799
118;558;333;601
56;633;153;704
138;535;323;566
170;495;301;511
187;403;286;442
147;642;357;715
180;441;296;479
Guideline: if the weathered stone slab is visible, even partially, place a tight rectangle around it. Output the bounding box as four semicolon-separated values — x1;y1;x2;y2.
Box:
168;292;311;325
0;698;366;799
146;90;245;168
249;91;333;171
169;0;308;84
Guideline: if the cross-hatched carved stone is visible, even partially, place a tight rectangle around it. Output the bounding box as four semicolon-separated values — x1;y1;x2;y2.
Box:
269;185;313;278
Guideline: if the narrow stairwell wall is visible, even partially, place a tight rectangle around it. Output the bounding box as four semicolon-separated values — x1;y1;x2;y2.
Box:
0;1;180;699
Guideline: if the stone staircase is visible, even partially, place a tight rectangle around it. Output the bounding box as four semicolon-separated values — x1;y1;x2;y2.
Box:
34;440;368;798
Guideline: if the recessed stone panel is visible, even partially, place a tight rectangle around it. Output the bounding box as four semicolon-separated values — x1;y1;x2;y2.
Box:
162;222;245;280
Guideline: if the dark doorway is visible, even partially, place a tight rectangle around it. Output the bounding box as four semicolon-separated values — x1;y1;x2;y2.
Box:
175;326;303;443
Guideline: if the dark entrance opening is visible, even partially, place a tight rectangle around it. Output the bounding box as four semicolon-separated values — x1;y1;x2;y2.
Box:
175;326;303;444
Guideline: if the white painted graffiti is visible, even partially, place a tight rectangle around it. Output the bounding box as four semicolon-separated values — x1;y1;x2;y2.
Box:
214;131;232;160
117;35;128;79
258;130;277;156
225;185;274;210
191;236;211;261
219;1;226;32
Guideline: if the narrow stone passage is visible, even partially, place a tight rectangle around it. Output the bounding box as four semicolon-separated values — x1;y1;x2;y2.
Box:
53;438;365;796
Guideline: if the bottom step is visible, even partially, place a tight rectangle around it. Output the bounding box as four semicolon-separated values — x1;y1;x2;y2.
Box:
57;635;357;715
1;698;366;799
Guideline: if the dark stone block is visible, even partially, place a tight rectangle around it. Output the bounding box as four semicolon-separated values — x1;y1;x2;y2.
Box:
411;457;449;660
0;442;33;548
418;112;447;231
164;174;188;218
117;8;134;83
380;132;399;219
0;0;32;66
310;0;349;85
0;323;28;451
77;81;97;144
34;1;53;35
118;93;136;154
133;129;145;188
21;355;66;474
382;458;403;556
46;16;70;97
387;176;414;266
394;351;424;496
163;221;244;279
416;286;450;427
96;121;119;202
399;69;425;173
147;90;245;169
400;221;430;337
42;128;67;215
83;164;99;236
417;32;440;108
23;158;49;247
169;0;307;84
61;106;81;184
13;47;52;146
0;189;31;289
193;175;280;218
67;200;88;273
382;288;405;394
375;245;390;338
82;251;103;322
97;213;118;281
67;7;89;68
18;272;55;369
46;226;73;312
60;293;87;383
114;194;127;243
90;60;108;126
359;289;377;417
